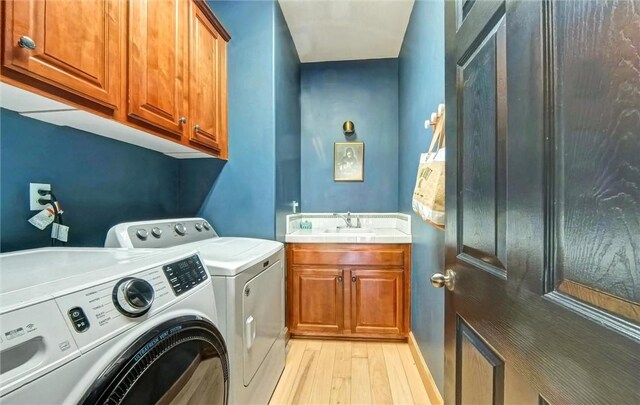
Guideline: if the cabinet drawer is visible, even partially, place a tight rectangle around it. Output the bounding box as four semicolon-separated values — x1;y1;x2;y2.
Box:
289;244;408;267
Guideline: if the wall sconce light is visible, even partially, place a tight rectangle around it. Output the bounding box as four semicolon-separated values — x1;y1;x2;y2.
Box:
343;120;355;136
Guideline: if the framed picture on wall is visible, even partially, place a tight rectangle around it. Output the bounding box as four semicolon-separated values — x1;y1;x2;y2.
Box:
334;142;364;182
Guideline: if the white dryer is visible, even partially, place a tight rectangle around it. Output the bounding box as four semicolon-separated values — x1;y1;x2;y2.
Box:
105;218;286;405
0;247;228;404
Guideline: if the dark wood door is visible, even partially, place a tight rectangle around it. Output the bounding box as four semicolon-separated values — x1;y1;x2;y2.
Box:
290;267;344;334
2;0;121;109
443;0;639;404
128;0;188;137
188;0;222;153
350;268;404;335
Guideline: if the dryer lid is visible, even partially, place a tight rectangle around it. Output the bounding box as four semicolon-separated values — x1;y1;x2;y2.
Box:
196;238;283;276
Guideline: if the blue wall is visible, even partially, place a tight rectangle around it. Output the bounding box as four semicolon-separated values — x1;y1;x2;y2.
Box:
398;0;446;391
0;108;180;252
274;3;301;241
198;0;300;240
300;59;399;213
199;0;278;239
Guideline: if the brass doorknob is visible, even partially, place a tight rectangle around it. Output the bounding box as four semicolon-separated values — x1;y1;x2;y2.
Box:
430;269;456;290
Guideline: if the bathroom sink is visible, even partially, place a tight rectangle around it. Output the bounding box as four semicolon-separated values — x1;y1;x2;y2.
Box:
324;227;374;234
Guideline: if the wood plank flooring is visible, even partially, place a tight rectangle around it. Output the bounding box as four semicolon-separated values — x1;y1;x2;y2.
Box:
270;339;431;405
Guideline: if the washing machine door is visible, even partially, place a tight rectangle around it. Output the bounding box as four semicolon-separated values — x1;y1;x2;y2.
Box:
81;316;228;405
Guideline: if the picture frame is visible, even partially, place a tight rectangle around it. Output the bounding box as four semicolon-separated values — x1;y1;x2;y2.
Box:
334;142;364;182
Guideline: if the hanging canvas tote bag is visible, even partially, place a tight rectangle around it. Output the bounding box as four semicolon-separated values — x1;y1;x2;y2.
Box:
412;113;445;229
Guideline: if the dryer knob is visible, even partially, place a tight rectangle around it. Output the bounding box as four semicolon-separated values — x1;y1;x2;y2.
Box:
151;227;163;238
175;223;187;236
195;223;203;232
136;229;149;240
203;222;211;231
113;278;155;317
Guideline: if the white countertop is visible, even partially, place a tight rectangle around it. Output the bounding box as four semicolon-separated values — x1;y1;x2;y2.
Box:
285;213;412;244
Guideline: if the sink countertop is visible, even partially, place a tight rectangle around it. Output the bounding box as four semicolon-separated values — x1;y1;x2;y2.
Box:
285;213;411;244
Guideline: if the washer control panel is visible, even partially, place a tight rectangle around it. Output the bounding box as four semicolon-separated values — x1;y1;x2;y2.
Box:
55;253;209;353
163;255;208;296
68;307;90;332
124;219;216;248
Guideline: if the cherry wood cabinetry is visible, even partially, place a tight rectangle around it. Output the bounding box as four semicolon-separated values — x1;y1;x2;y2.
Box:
350;268;404;335
290;268;344;334
287;244;411;340
1;0;229;159
127;0;188;138
188;2;227;155
2;0;122;110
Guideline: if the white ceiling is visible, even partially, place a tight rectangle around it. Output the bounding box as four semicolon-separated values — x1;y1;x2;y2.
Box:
278;0;415;63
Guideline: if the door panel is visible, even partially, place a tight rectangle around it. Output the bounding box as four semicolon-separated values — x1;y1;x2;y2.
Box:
458;14;507;273
444;0;640;404
128;0;187;137
291;268;343;333
3;0;121;108
351;269;403;335
551;0;640;324
457;321;504;405
189;2;221;152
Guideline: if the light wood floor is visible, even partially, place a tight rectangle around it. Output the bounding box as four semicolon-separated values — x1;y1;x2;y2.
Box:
269;339;431;405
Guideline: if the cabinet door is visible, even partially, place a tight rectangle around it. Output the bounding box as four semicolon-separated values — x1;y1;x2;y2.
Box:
2;0;121;109
188;1;222;153
291;268;344;334
351;269;404;335
128;0;188;137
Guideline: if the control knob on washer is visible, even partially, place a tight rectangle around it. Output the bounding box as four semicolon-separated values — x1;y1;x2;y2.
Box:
151;227;163;238
175;223;187;235
113;278;155;317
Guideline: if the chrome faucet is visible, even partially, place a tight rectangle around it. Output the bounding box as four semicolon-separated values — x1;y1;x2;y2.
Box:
333;211;361;228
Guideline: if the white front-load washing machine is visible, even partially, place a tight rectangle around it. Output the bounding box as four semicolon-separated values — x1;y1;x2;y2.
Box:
105;218;285;405
0;247;228;405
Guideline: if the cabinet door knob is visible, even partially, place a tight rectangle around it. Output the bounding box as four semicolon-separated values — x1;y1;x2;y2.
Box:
194;124;201;132
179;117;187;124
18;36;36;50
337;276;343;283
352;276;356;283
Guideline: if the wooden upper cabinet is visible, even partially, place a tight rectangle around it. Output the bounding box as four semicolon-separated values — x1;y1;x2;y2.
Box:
1;0;229;158
128;0;188;138
350;269;405;335
2;0;122;109
188;1;223;153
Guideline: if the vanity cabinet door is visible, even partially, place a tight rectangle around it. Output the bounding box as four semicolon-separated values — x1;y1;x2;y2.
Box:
290;267;344;334
350;269;405;335
2;0;122;110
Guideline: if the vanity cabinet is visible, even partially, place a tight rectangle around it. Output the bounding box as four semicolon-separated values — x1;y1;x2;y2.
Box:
1;0;229;159
286;243;411;340
2;0;122;110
